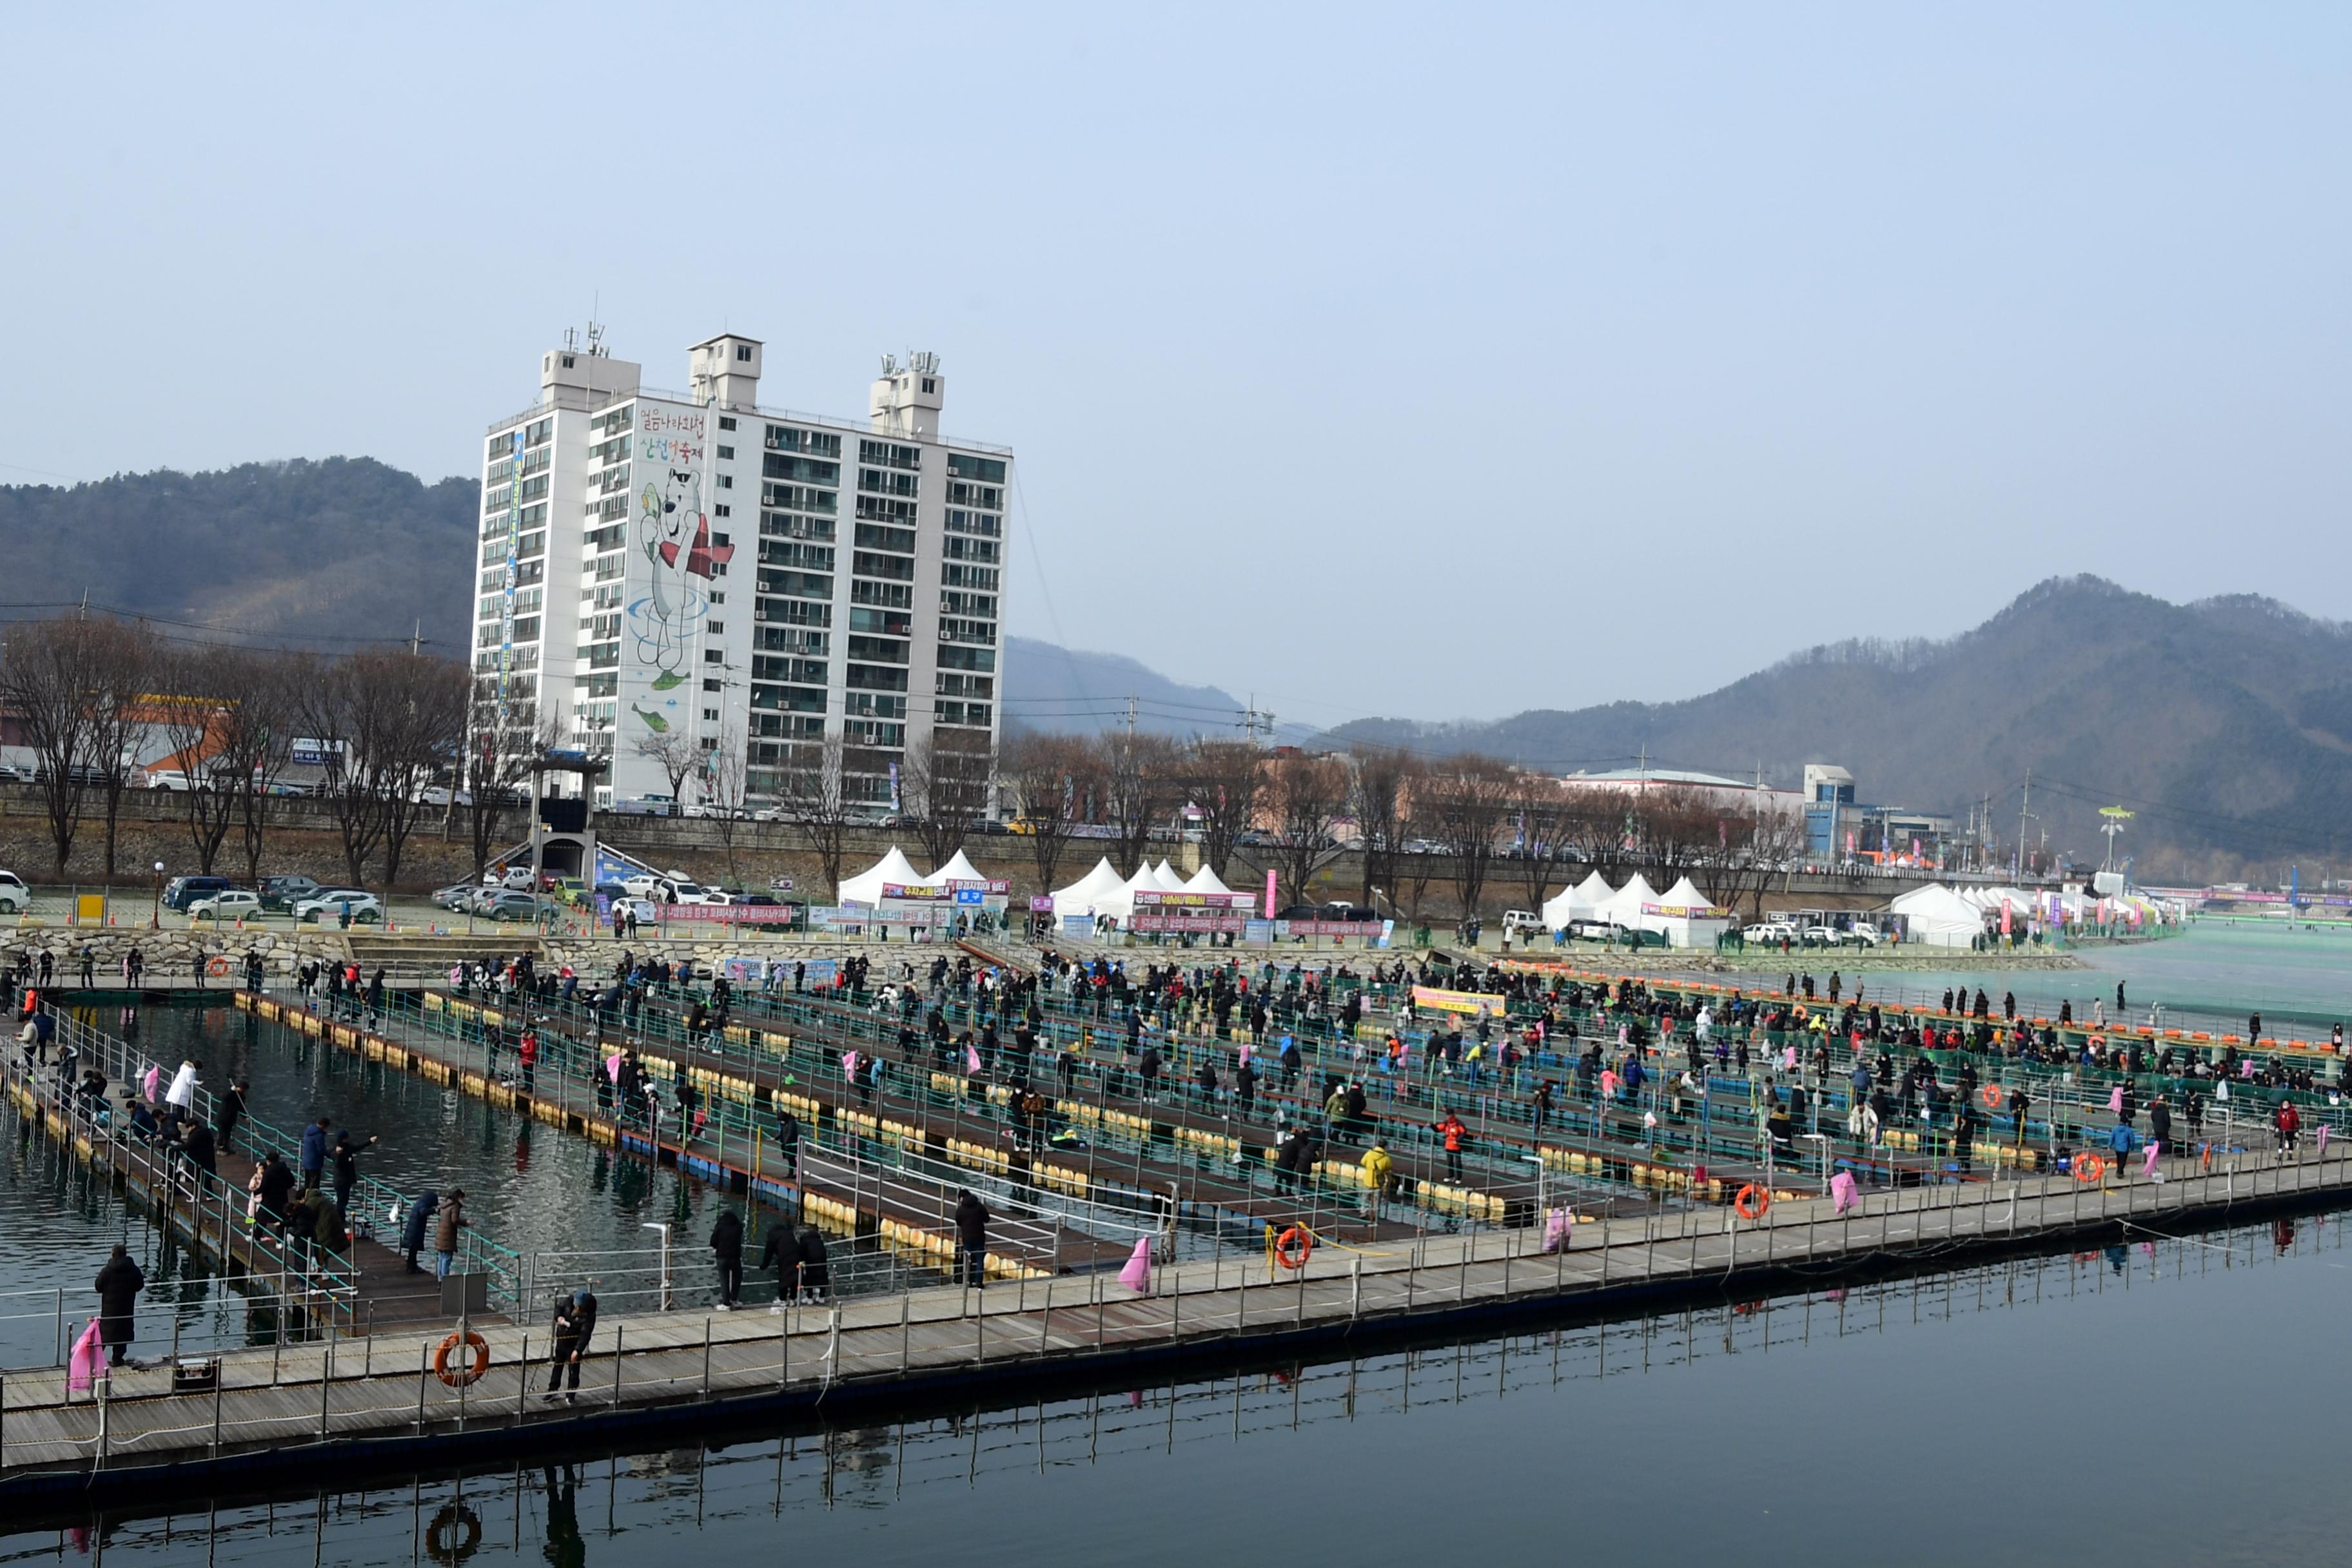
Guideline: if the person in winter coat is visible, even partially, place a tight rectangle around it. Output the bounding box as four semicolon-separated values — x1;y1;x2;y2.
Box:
1436;1111;1468;1181
434;1188;469;1279
299;1116;331;1191
545;1289;596;1400
95;1244;144;1367
2276;1101;2301;1157
181;1120;217;1180
215;1079;248;1154
1360;1139;1395;1218
954;1190;990;1288
400;1190;440;1273
710;1210;745;1309
330;1132;378;1219
761;1220;801;1300
794;1226;830;1300
257;1153;297;1232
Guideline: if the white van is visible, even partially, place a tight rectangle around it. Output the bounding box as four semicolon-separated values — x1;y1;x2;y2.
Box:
1502;910;1546;936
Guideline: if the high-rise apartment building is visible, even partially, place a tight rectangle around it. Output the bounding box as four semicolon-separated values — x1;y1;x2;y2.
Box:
475;331;1009;811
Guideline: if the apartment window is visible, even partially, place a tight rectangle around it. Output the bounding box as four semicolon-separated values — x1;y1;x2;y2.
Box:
717;445;734;460
707;620;724;635
703;678;723;692
921;378;935;393
946;454;1006;484
704;708;720;722
764;425;843;458
736;345;753;362
719;416;738;431
704;649;725;664
714;504;731;518
718;475;733;489
854;523;917;554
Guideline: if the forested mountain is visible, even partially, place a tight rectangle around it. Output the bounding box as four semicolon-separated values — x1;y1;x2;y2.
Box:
3;463;2338;876
1326;578;2352;876
0;458;477;652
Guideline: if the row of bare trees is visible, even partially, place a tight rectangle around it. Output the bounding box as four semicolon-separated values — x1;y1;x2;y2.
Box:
0;615;481;887
992;732;1810;921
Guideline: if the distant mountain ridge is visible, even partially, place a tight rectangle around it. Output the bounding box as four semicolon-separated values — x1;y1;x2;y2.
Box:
1326;576;2352;874
0;458;476;651
0;464;2329;874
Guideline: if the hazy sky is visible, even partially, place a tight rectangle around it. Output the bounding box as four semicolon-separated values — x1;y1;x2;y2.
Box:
4;5;2346;729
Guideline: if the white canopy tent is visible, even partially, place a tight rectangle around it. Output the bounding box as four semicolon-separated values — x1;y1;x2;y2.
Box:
836;845;926;907
1888;884;1987;948
1095;863;1172;926
1048;857;1127;916
1592;873;1660;932
1542;872;1612;931
1152;859;1188;892
928;849;988;886
1641;876;1733;948
1183;865;1235;896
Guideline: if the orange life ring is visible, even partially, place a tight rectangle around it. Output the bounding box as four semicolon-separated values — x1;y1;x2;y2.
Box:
1274;1226;1313;1270
1979;1085;2001;1108
2086;1034;2106;1050
1734;1183;1769;1220
2073;1154;2106;1183
206;956;231;978
433;1329;489;1387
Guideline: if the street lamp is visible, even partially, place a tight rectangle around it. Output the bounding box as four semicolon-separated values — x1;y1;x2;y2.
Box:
150;861;165;930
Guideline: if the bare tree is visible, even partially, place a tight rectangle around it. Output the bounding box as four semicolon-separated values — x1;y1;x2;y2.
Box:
1002;731;1086;896
902;729;995;868
1099;732;1179;874
1182;739;1262;883
1509;783;1567;914
464;688;558;879
1348;745;1416;914
154;646;239;874
1429;753;1516;925
1712;801;1810;920
302;652;469;888
233;653;308;888
1264;751;1348;910
631;727;702;808
83;622;158;879
3;616;126;878
700;730;751;885
782;732;858;896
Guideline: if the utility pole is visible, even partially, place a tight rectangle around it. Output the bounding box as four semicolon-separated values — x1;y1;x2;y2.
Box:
2015;769;2030;880
411;620;424;656
1124;695;1137;739
1240;696;1277;745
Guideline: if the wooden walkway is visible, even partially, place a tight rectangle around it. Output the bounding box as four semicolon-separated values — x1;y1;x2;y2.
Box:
0;1067;480;1340
3;1138;2346;1505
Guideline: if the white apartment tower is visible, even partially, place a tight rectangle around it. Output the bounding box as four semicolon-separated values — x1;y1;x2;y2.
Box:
475;332;1008;810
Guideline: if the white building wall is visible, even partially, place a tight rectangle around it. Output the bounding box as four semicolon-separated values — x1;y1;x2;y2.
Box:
475;336;1006;812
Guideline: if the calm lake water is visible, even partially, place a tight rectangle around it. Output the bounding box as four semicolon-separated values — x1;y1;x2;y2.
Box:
3;1212;2344;1566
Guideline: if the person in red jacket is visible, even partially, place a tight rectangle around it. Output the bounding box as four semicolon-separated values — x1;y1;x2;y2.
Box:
1436;1111;1467;1181
2275;1100;2300;1159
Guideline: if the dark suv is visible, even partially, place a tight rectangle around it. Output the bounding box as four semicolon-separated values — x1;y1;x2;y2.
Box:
162;876;233;911
259;876;323;912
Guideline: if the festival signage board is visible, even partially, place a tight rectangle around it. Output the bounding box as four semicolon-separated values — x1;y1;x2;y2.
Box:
1411;984;1509;1015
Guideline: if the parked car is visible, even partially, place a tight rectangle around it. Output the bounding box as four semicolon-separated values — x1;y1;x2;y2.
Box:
144;769;191;792
479;865;536;891
1846;924;1884;947
188;889;264;921
162;876;233;912
259;876;323;912
610;795;675;817
609;896;662;926
416;785;473;808
656;879;714;905
293;890;383;924
551;877;588;906
431;882;476;910
484;890;544;923
1502;910;1545;936
0;870;29;914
